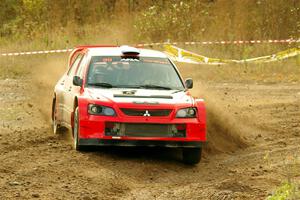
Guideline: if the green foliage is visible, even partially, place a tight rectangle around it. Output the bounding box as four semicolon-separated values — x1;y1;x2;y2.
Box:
0;0;120;42
133;0;300;43
0;0;20;36
134;2;195;41
267;182;299;200
0;0;299;56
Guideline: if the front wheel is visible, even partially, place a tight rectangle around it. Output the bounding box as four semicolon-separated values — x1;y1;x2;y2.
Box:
182;147;202;165
73;107;83;151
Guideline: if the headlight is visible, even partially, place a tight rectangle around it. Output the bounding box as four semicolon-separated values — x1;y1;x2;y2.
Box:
88;104;116;116
176;107;197;118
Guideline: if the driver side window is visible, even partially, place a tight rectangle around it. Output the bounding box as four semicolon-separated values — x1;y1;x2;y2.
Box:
75;54;87;78
67;54;83;76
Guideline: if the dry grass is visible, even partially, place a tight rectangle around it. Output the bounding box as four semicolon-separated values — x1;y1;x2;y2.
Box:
177;57;300;84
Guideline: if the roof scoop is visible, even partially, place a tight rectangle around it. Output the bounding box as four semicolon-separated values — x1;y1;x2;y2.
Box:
120;45;140;55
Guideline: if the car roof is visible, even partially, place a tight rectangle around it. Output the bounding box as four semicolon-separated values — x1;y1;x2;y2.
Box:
85;47;168;58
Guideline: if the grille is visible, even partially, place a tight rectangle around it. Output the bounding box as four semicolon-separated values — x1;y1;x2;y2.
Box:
123;124;173;137
120;108;172;117
105;123;186;138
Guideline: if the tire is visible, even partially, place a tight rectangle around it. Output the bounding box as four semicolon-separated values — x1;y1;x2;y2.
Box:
52;98;65;134
73;107;83;151
182;147;202;165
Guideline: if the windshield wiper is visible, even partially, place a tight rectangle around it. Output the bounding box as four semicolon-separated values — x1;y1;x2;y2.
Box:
89;83;173;90
138;84;172;90
88;82;114;88
172;89;185;94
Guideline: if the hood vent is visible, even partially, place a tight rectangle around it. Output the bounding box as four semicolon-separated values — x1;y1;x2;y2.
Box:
120;108;172;117
113;94;173;99
122;90;137;95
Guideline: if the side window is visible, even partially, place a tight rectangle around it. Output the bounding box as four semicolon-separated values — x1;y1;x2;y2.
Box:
75;54;88;77
67;54;83;76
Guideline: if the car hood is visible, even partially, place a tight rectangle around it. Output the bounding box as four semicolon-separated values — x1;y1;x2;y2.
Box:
84;88;194;105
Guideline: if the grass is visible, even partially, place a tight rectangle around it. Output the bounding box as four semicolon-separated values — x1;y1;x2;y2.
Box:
264;151;300;200
267;182;299;200
177;56;300;84
0;57;30;79
0;53;68;79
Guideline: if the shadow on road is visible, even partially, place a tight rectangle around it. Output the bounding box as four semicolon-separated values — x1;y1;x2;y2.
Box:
83;146;184;164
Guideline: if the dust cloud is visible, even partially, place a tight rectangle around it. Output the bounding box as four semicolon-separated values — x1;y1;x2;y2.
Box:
193;85;249;154
30;55;68;122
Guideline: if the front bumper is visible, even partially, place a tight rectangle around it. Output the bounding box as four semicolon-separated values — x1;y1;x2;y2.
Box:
79;117;206;143
77;101;206;144
79;138;203;148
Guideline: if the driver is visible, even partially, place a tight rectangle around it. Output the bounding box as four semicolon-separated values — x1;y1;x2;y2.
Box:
89;62;108;83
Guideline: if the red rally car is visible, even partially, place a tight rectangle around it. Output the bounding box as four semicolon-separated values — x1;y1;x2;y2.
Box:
52;45;206;164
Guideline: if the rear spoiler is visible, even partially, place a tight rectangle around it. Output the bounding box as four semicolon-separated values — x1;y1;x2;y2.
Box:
68;45;142;66
76;45;118;48
68;45;117;66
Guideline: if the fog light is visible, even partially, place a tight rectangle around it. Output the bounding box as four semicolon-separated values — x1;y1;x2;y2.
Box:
176;124;186;130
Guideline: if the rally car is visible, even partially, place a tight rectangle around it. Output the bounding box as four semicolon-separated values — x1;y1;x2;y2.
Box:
52;45;206;164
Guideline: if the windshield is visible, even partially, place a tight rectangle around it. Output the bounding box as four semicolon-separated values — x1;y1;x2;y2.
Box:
86;56;185;90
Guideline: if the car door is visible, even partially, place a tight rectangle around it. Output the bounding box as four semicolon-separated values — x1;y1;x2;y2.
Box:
54;72;67;124
65;52;89;124
63;53;83;125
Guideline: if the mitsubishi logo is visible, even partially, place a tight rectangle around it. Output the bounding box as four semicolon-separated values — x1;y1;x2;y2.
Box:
143;110;151;117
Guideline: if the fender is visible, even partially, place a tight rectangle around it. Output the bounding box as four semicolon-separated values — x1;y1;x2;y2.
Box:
195;99;206;130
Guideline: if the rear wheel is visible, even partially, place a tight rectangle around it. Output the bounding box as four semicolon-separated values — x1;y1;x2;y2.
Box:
73;107;82;151
182;147;202;165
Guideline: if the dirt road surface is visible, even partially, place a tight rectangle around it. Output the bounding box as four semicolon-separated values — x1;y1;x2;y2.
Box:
0;69;300;199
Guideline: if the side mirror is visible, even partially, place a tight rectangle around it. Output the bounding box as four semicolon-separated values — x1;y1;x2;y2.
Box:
185;78;193;89
73;76;83;87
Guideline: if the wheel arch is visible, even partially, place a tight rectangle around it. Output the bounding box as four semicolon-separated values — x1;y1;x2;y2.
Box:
51;93;57;121
195;99;206;131
71;96;79;130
